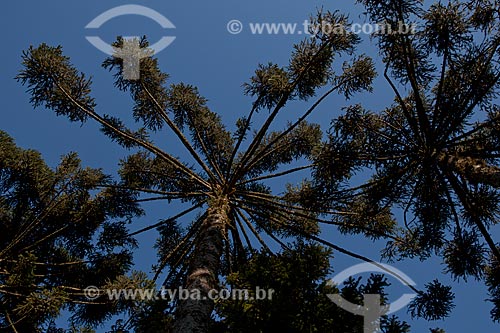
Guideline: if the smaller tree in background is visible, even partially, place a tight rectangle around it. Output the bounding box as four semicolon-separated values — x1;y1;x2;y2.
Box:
212;242;413;333
130;242;414;333
311;0;500;322
0;130;143;331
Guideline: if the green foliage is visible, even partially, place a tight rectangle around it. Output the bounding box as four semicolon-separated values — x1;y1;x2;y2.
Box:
100;115;151;149
311;0;500;320
443;230;486;281
243;63;291;110
422;2;470;54
429;329;446;333
17;44;95;123
166;83;234;171
17;1;498;330
408;280;455;321
0;131;141;331
288;38;334;100
485;250;500;321
382;316;411;333
335;55;377;99
103;36;169;132
243;10;363;113
242;121;322;178
212;243;411;333
16;20;378;328
118;151;203;201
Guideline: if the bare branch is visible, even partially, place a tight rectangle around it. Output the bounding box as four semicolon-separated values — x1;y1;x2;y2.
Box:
128;202;205;237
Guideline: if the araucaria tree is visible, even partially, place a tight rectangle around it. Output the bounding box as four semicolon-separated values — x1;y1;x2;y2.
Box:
0;131;141;331
17;12;382;332
314;0;500;321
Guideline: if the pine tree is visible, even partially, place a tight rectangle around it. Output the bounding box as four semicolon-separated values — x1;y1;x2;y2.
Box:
0;130;141;331
312;0;500;321
16;12;389;331
211;242;412;333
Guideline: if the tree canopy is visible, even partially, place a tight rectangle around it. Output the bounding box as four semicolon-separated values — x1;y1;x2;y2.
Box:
7;0;500;331
0;130;141;331
310;0;500;321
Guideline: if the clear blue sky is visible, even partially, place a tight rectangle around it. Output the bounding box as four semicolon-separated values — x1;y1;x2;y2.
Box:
1;1;498;331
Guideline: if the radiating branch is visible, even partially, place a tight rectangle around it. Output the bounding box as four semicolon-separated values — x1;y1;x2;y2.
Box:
227;102;260;178
141;83;222;185
233;196;401;242
240;206;291;251
239;83;343;178
128;202;205;237
237;202;420;294
153;213;205;281
445;170;500;260
237;164;314;186
233;207;272;254
383;62;421;140
53;79;211;189
231;41;334;185
237;190;356;216
232;210;254;252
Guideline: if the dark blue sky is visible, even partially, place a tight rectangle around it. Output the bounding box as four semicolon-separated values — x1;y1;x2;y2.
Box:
1;1;498;331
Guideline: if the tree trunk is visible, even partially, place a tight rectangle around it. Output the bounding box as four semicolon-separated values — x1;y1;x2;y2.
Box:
440;153;500;188
172;203;228;333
